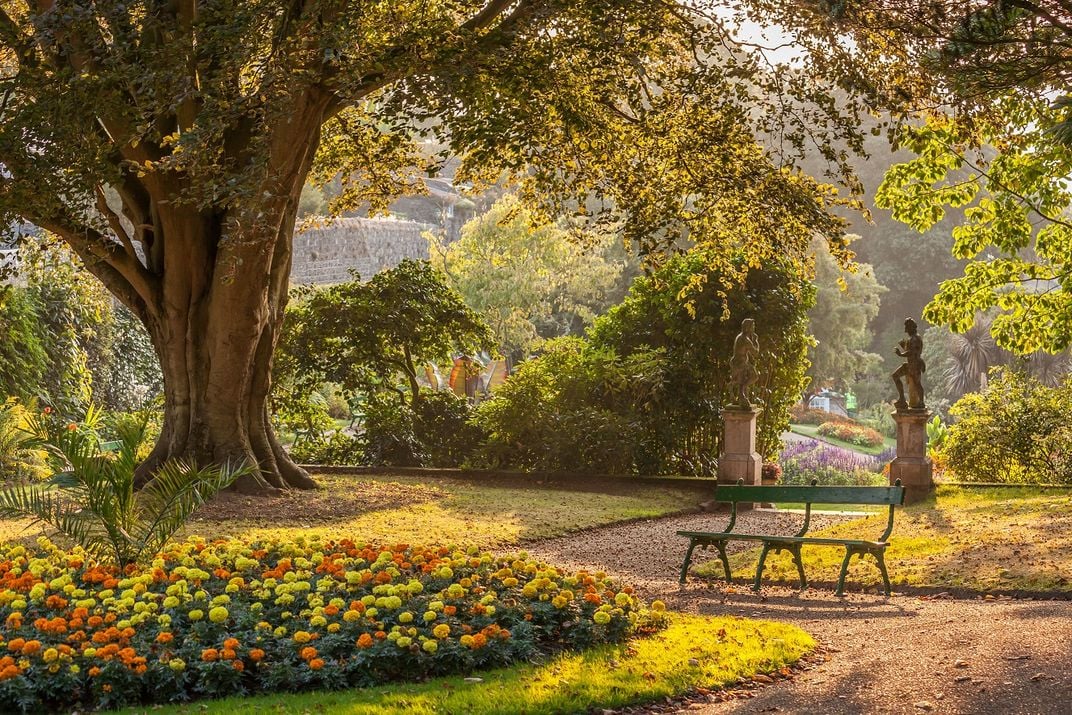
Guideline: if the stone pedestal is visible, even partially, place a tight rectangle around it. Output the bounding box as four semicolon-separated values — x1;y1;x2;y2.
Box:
719;408;762;487
890;409;934;502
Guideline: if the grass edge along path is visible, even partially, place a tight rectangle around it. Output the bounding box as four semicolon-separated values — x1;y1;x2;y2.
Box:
117;614;814;715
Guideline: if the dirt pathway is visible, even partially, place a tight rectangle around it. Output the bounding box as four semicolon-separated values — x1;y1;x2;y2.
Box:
528;511;1072;715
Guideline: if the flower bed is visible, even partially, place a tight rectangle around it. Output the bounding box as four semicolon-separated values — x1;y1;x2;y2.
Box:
816;420;885;448
780;439;892;486
0;537;648;713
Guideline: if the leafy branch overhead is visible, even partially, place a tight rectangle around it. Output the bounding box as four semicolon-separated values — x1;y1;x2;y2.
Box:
0;0;868;311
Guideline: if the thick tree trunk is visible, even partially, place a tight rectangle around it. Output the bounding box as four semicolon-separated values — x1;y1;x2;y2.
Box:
134;121;326;493
135;220;317;493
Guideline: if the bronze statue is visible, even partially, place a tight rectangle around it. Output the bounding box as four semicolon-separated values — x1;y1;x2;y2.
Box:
729;318;760;408
892;317;926;410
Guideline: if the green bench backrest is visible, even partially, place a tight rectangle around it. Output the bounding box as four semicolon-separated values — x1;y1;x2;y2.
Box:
714;480;905;506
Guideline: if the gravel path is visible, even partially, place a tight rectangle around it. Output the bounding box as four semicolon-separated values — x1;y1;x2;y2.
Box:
528;511;1072;715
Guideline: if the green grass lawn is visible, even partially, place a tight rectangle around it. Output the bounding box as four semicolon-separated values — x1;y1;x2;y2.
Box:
698;485;1072;592
0;473;701;549
114;614;814;715
789;423;895;456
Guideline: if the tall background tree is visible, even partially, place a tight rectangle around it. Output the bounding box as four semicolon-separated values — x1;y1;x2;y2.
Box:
0;1;869;490
429;194;629;360
805;237;885;401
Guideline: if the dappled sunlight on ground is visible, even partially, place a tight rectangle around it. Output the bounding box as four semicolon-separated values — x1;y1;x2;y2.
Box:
712;486;1072;593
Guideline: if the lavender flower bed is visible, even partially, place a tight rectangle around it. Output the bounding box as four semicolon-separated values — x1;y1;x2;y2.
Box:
779;438;893;486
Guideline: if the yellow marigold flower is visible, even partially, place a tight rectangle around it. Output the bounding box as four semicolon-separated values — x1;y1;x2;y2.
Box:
398;611;413;624
459;634;474;648
422;639;438;654
433;624;450;639
343;610;360;622
423;611;437;622
593;611;612;625
188;609;204;621
552;596;567;609
169;658;186;672
327;623;340;633
208;606;229;623
651;600;666;612
293;630;312;644
396;636;412;648
309;615;327;627
42;648;58;663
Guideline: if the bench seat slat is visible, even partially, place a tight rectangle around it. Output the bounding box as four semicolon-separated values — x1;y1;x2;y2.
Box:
677;531;886;548
713;484;904;505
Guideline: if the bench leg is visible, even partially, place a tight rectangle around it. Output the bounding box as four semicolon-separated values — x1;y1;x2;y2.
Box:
680;539;698;585
753;542;773;592
790;544;808;590
715;541;732;583
835;547;855;597
873;549;892;596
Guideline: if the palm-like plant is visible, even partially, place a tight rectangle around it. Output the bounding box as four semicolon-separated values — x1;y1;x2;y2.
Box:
0;408;254;567
946;318;997;398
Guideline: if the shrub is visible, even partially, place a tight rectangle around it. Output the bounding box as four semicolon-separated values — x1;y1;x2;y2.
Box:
941;369;1072;484
288;430;363;466
816;421;885;448
0;537;648;713
788;405;836;426
475;248;814;475
472;340;665;474
364;392;482;468
0;399;47;483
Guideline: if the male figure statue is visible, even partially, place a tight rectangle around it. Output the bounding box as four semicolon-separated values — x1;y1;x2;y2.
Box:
729;318;760;408
892;318;926;410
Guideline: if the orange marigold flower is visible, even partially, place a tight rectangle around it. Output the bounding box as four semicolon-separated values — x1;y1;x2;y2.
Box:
443;606;457;616
223;638;239;650
155;632;174;644
232;660;244;672
221;648;237;660
21;640;41;656
472;634;488;648
308;658;325;670
248;648;265;662
88;667;101;677
300;646;317;661
7;639;25;652
356;633;374;649
201;648;219;662
87;616;103;628
323;605;339;616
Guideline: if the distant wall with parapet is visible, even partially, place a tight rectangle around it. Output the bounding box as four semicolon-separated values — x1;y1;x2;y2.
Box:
290;217;432;285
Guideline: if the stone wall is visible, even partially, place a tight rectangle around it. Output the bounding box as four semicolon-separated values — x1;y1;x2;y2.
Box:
290;217;432;285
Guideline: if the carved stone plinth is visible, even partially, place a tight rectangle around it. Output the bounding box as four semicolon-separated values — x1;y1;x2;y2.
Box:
890;409;934;502
719;408;762;488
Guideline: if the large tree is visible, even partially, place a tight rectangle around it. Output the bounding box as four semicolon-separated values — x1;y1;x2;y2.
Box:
805;236;884;401
0;1;863;491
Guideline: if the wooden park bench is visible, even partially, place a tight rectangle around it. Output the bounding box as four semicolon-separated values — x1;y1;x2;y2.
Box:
677;479;905;596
